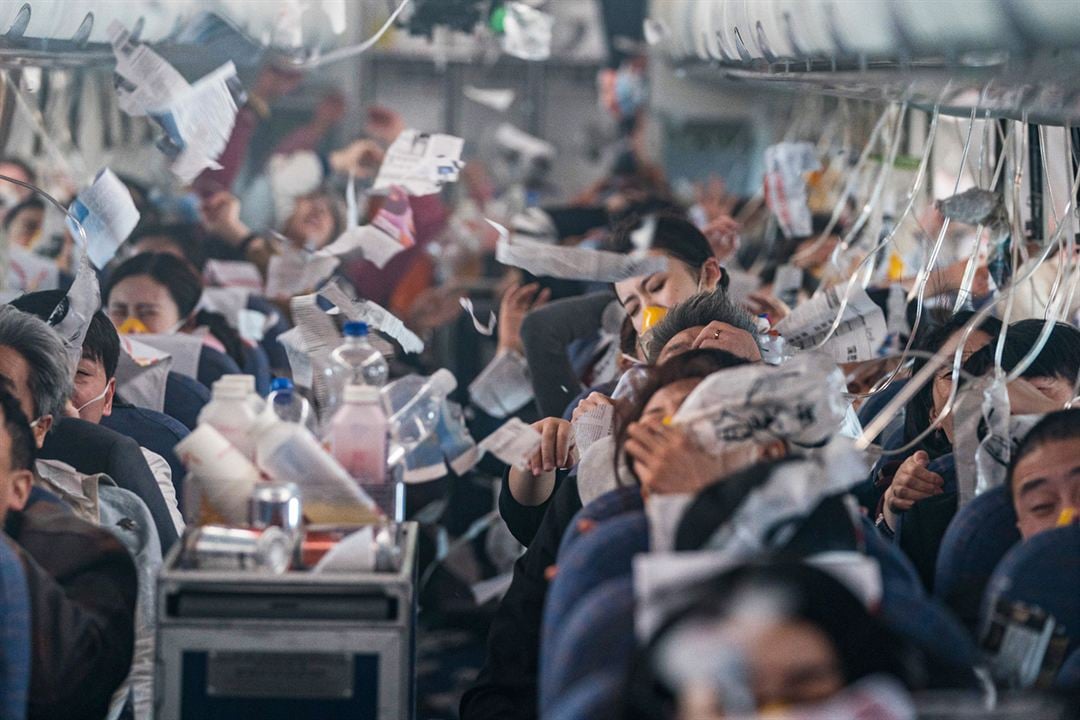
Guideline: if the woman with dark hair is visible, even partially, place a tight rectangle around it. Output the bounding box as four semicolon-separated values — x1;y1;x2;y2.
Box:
103;252;248;372
520;212;729;420
621;562;917;720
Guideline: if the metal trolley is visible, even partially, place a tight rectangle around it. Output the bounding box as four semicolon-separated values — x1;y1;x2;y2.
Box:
154;523;418;720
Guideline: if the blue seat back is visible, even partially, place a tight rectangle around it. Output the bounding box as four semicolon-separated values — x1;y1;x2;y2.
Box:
0;537;30;720
163;371;210;431
541;577;634;716
102;404;190;510
934;486;1020;632
557;485;643;558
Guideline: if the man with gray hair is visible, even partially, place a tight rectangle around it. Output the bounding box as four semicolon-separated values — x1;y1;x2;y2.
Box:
645;289;763;365
0;306;177;551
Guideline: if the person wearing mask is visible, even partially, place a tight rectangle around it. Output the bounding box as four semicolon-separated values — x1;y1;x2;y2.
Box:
881;318;1080;588
1008;408;1080;541
0;384;137;720
502;288;762;547
521;214;728;419
0;305;178;553
9;290;186;535
621;562;917;719
103;252;250;378
461;350;755;720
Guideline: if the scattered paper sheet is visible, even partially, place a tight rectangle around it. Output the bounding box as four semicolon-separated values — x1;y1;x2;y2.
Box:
572;402;614;456
277;327;313;388
114;336;173;412
237;309;269;343
489;219;669;283
674;352;850;451
290;293;343;407
501;2;553;61
469;350;534;418
459;297;496;335
319;186;416;269
373;129;465;197
129;333;205;381
151;62;243;183
6;245;60;293
265;248;339;299
478;417;541;470
203;259;264;291
764;142;819;239
52;252;101;375
774;285;887;364
471;572;514;605
642;18;668;46
463;86;516;112
66;168;139;269
316;277;424;354
646;493;694;554
108;20;191;116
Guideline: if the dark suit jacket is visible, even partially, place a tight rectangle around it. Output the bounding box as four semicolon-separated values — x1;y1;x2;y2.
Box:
4;502;137;720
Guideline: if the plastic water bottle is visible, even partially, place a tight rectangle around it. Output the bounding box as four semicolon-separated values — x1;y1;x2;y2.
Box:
267;377;317;433
325;385;392;516
381;369;457;465
198;379;260;459
322;321;390;419
220;374;266;415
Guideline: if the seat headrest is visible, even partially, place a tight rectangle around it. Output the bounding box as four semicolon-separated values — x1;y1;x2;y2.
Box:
935;485;1021;630
983;525;1080;657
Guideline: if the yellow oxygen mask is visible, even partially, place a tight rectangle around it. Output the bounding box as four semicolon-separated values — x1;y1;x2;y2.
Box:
640;305;668;333
117;317;151;335
1057;507;1076;527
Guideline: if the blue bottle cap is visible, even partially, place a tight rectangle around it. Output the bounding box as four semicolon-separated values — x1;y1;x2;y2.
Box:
343;321;369;337
270;377;294;393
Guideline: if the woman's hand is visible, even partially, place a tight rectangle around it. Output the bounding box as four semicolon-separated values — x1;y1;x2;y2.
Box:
497;281;551;355
624;421;720;496
329;139;385;179
200;192;251;246
691;321;763;362
571;392;614;425
883;450;944;527
743;291;791;324
527;417;575;475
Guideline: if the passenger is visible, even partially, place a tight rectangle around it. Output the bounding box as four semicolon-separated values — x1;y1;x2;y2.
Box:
103;252;248;371
1008;408;1080;541
9;290;185;534
622;562;917;719
3;197;44;250
0;384;137;720
462;350;755;720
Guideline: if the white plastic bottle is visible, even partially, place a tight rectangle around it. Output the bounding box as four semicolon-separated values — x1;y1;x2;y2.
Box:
381;369;457;464
220;373;266;415
197;379;260;458
325;385;391;515
267;377;317;432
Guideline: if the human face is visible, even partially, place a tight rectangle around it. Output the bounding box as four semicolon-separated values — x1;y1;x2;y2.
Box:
1012;439;1080;541
284;195;337;250
7;206;43;248
629;378;700;479
930;329;993;443
0;163;33;202
72;356;115;425
656;323;763;365
107;275;183;334
0;346;50;447
614;253;718;334
0;414;33;523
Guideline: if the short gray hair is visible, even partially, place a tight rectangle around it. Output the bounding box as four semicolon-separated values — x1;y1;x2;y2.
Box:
647;289;759;363
0;306;72;419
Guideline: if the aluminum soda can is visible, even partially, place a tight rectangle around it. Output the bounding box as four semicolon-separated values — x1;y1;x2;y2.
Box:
248;482;302;535
183;525;291;574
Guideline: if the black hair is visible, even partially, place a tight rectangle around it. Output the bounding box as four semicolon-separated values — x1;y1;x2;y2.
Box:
607;213;727;289
129;223;207;271
1007;408;1080;493
645;289;759;363
620;562;915;720
903;309;1003;457
0;379;37;472
2;196;43;231
963;319;1080;383
103;253;246;368
9;289;121;380
613;348;754;485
